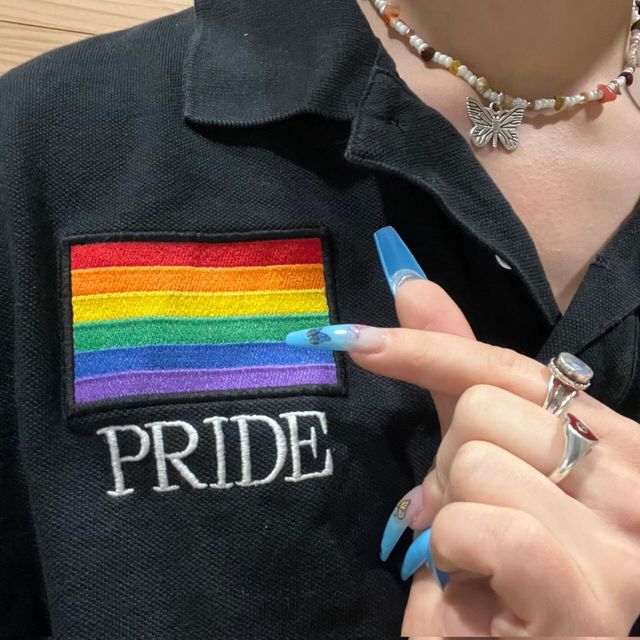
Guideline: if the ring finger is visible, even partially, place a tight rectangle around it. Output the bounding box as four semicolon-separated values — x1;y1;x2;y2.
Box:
405;441;605;584
409;384;603;530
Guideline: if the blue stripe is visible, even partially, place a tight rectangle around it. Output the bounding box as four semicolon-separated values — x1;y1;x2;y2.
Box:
74;342;335;378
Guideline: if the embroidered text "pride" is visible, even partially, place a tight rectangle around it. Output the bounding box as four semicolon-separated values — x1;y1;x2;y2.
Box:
69;236;338;405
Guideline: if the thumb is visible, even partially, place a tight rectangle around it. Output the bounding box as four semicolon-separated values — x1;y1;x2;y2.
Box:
394;278;476;431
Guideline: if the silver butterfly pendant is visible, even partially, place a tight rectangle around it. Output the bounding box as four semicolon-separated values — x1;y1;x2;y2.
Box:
466;97;525;151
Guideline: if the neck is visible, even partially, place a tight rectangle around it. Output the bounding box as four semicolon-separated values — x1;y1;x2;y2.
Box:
364;0;635;100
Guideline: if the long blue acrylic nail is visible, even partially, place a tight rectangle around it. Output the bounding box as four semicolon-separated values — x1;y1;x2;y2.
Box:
285;324;386;352
374;226;428;296
401;528;449;588
380;485;423;561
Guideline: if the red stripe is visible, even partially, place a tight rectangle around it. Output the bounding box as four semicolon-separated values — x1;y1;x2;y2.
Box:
71;238;323;269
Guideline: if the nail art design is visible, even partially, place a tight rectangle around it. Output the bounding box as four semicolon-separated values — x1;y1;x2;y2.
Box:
285;324;386;352
374;226;428;296
401;528;450;589
380;485;423;561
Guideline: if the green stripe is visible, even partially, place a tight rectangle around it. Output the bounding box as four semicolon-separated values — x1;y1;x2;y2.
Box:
73;314;331;353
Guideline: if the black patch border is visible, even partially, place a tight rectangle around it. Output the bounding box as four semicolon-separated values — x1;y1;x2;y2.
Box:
60;228;346;417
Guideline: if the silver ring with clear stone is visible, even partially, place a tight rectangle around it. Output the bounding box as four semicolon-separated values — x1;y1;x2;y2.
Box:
543;352;594;416
548;413;599;484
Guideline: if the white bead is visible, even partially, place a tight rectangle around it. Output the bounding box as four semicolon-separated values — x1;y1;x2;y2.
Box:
616;76;627;88
483;89;493;99
409;35;423;48
490;90;499;101
376;0;388;13
468;74;477;86
534;99;543;110
418;42;429;53
393;20;410;35
458;64;468;75
443;55;453;66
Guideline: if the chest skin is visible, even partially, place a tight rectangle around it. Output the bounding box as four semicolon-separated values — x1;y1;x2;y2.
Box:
358;0;640;315
475;139;640;314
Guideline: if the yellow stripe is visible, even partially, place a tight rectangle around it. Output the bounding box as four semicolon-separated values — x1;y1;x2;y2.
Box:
72;289;329;323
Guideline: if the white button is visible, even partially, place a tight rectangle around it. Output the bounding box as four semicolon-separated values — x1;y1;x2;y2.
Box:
495;254;512;270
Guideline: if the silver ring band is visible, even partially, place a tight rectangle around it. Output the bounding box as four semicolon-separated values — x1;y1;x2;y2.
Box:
543;352;594;416
548;413;599;484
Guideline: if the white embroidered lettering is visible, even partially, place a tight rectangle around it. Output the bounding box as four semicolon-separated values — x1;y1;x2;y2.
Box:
145;420;207;492
97;411;334;495
232;415;287;487
96;425;151;497
280;411;334;482
203;416;234;489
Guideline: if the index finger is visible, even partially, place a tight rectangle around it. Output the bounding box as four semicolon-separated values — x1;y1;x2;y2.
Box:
349;328;606;424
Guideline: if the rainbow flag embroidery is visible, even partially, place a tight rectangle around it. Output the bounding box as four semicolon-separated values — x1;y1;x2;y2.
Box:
66;234;339;407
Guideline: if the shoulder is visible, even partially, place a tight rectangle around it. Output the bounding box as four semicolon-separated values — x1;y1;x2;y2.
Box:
0;9;195;139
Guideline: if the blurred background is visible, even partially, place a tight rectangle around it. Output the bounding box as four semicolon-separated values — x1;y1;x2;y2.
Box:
0;0;191;73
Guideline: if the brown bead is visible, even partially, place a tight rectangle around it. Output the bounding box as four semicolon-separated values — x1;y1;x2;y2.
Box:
554;95;565;111
622;71;635;85
420;46;436;62
632;19;640;31
502;94;514;108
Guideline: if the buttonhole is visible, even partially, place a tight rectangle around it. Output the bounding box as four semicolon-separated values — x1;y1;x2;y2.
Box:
387;118;404;131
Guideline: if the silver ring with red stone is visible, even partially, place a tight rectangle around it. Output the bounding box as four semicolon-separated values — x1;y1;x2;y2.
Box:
543;352;594;416
547;413;599;484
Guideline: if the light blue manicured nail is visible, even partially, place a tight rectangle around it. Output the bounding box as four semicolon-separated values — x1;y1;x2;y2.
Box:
374;226;428;296
285;324;386;352
401;528;450;588
380;485;422;561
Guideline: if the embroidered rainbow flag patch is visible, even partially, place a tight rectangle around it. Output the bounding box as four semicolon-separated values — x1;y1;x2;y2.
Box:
67;234;338;406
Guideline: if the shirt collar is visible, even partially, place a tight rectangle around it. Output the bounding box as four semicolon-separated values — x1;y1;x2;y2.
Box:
183;0;382;125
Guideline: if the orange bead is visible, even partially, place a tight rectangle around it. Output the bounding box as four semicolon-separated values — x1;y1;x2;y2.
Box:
384;4;401;18
598;84;618;103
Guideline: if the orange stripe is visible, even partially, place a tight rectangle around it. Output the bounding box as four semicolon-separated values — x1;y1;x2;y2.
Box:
71;264;326;296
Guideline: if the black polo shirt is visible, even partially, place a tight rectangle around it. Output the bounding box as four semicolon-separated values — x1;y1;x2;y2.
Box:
1;1;639;638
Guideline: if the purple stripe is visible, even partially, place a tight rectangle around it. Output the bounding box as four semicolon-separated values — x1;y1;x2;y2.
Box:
74;364;338;404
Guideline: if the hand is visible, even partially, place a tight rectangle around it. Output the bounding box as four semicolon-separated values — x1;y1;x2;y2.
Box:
350;279;640;636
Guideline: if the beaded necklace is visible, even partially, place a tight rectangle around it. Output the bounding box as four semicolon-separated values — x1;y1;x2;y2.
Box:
371;0;640;151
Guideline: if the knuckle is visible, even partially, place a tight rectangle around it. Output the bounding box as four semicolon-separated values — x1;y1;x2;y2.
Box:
487;345;523;380
496;510;544;555
448;440;494;501
453;384;498;428
430;501;465;545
